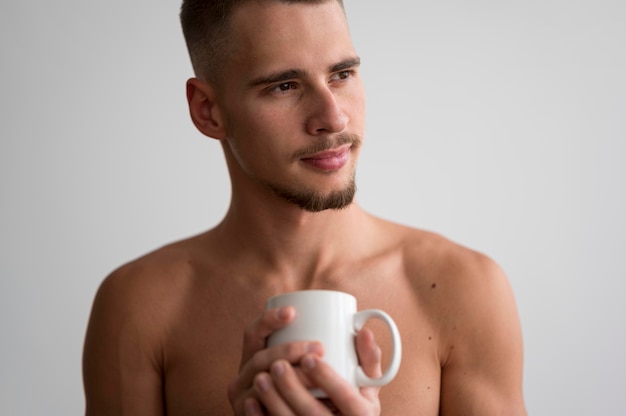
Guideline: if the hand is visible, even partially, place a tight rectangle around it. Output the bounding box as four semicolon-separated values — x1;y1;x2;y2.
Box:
227;307;325;415
246;327;383;416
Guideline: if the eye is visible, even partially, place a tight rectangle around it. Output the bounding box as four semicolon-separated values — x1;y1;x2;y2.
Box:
271;82;297;93
331;70;354;82
338;70;351;79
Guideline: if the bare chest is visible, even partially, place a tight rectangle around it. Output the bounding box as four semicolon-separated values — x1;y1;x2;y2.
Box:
160;276;443;415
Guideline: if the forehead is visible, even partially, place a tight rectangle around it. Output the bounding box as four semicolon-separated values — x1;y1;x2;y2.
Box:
226;1;355;82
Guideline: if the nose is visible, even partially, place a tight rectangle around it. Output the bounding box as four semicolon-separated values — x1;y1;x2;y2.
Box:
304;86;348;135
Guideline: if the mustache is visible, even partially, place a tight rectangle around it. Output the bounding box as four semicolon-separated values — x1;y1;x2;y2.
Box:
290;133;362;162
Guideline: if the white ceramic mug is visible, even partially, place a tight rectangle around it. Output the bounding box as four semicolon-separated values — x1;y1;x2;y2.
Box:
266;290;402;397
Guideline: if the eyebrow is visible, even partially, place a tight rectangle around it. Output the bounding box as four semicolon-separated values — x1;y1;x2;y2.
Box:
330;57;361;73
248;69;307;88
248;56;361;88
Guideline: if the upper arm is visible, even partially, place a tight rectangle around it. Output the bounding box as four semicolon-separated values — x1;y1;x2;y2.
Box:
83;266;166;416
439;254;526;416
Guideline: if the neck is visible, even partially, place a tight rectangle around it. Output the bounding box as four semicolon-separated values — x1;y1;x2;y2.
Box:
213;191;372;285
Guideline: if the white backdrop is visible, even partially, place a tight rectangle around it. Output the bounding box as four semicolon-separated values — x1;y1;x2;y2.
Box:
1;1;624;414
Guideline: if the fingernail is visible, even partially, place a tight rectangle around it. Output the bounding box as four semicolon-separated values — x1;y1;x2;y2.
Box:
255;374;271;392
245;398;261;415
302;355;316;370
307;342;323;355
271;361;285;377
276;307;292;320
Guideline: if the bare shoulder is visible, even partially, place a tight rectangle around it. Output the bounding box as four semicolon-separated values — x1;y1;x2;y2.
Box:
379;221;505;292
94;234;204;315
394;224;520;346
378;220;527;414
85;233;207;358
370;219;516;321
83;233;211;414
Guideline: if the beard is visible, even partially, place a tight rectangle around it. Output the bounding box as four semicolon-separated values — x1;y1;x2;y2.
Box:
264;133;361;212
267;175;357;212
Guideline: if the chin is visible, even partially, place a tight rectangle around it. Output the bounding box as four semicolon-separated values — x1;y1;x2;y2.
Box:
270;178;357;212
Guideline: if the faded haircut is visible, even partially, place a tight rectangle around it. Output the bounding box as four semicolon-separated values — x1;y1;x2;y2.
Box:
180;0;345;84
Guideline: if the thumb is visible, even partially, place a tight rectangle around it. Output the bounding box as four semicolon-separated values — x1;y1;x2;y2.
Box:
356;327;382;378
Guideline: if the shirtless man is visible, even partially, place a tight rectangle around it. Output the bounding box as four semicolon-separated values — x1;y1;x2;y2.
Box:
82;0;526;414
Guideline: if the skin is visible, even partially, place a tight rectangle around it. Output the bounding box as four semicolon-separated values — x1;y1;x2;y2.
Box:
83;1;527;415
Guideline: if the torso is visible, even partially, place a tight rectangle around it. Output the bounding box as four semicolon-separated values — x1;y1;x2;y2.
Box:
120;216;478;415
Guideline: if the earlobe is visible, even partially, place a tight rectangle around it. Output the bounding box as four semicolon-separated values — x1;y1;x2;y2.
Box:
186;78;226;140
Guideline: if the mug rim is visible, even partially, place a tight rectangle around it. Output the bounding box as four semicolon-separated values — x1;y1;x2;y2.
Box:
266;289;356;305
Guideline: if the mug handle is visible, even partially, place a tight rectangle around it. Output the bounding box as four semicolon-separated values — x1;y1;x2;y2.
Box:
353;309;402;387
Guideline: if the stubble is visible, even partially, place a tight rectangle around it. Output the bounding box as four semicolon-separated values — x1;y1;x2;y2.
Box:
266;133;361;212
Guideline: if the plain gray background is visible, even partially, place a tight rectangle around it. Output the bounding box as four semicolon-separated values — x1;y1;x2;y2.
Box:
1;1;625;414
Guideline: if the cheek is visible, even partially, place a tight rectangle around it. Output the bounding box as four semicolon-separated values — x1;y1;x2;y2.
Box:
350;92;367;134
259;97;304;129
225;106;291;165
342;79;366;127
234;99;290;138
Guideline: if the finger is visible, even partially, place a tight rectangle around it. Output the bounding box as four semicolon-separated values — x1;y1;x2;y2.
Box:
269;360;332;415
356;327;382;378
229;307;297;406
355;327;383;401
253;372;296;416
243;397;264;416
241;306;296;365
230;341;324;403
300;355;371;415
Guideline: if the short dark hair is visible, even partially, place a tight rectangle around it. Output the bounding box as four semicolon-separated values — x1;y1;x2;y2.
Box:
180;0;345;84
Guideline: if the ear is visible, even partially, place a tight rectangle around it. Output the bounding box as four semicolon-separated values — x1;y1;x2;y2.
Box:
186;78;227;140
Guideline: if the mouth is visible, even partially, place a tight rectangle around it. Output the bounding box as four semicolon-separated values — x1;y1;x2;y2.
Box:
300;144;352;171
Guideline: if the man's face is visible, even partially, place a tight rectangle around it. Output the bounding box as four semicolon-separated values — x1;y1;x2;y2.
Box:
215;0;366;211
